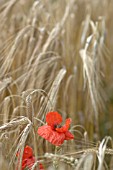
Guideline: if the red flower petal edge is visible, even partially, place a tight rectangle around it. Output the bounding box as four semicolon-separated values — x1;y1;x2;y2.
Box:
65;131;74;140
16;145;33;160
39;163;44;170
38;125;65;146
23;145;33;159
56;118;71;132
46;111;62;129
22;157;35;170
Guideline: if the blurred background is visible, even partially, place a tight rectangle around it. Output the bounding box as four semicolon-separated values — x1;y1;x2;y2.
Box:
0;0;113;169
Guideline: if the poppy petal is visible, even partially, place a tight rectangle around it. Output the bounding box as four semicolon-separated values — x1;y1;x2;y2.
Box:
22;159;27;169
56;118;71;132
65;131;74;140
39;163;44;170
19;157;35;170
16;146;35;170
26;157;35;169
46;112;62;128
38;125;65;146
22;145;33;160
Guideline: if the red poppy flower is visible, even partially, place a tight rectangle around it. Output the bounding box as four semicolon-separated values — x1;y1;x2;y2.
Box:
37;111;74;146
16;145;44;170
21;156;35;170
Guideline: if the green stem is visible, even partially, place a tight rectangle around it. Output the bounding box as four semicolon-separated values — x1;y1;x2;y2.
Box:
53;146;61;170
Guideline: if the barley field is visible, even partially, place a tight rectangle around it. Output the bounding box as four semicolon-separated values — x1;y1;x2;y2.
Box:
0;0;113;169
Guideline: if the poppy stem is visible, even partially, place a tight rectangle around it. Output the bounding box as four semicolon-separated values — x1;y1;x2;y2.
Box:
53;146;61;170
